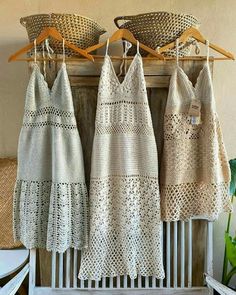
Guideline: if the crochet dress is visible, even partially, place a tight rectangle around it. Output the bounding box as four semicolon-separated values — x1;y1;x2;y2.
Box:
79;40;165;280
13;60;88;252
160;41;231;221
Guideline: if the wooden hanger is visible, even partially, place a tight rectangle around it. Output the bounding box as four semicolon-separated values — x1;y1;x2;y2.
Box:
85;28;164;60
8;27;94;62
159;27;235;60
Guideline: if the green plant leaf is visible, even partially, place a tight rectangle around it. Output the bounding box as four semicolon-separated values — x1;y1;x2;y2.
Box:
225;232;236;267
229;159;236;196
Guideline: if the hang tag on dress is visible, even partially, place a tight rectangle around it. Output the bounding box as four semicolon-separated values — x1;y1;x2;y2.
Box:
188;99;201;125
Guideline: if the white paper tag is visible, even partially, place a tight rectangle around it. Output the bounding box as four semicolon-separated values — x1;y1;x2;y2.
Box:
191;116;201;125
188;99;201;125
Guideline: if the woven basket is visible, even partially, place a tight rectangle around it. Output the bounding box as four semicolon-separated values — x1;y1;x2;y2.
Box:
0;158;22;249
20;13;106;56
114;12;200;57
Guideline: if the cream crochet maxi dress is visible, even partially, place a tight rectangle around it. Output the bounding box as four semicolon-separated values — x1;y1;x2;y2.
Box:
160;42;231;221
79;41;165;280
13;62;88;252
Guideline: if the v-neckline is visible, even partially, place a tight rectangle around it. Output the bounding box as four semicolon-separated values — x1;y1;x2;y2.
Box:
32;62;67;98
106;53;141;87
176;63;210;97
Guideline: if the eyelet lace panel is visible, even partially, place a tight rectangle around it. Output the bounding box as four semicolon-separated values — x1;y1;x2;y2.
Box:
79;175;164;280
96;103;152;126
95;123;154;135
13;180;88;252
24;106;74;118
22;106;78;130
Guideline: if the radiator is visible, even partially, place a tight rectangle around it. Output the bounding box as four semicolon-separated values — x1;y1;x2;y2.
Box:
29;220;213;295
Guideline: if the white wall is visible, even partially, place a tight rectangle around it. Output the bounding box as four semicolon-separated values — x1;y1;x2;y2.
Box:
0;0;236;284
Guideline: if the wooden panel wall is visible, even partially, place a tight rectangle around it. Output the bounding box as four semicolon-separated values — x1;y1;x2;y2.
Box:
36;59;212;287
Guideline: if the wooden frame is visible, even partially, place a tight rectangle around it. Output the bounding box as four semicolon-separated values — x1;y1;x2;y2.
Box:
27;59;214;295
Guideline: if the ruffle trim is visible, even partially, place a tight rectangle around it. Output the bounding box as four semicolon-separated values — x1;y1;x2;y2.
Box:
13;179;88;252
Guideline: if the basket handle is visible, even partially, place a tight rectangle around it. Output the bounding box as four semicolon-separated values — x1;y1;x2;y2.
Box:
20;17;27;27
114;15;138;28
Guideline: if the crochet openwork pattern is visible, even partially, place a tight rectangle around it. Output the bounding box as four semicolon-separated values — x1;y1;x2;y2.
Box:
13;180;88;252
79;53;164;280
160;64;231;221
79;175;164;280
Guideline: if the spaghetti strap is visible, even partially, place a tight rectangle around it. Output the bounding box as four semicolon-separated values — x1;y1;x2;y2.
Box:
105;38;109;56
34;39;37;64
62;38;66;63
176;38;179;66
137;40;140;55
206;39;210;64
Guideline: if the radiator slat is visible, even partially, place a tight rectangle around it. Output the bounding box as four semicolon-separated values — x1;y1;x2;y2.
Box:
59;253;63;288
152;276;156;288
88;279;92;288
80;279;84;288
159;222;163;288
95;280;99;288
117;275;120;288
73;250;78;288
51;251;56;288
145;276;149;288
66;249;71;288
188;220;193;287
207;222;213;276
181;221;185;288
138;274;142;288
131;278;134;288
102;277;106;288
166;222;171;288
109;277;113;288
123;274;127;288
173;221;178;287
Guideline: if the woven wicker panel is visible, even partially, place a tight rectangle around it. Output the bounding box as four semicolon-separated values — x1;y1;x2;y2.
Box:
20;13;106;56
0;158;22;249
114;12;200;57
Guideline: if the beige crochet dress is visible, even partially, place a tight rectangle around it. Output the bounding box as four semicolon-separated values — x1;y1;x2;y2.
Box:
160;43;231;221
79;41;165;280
13;60;88;252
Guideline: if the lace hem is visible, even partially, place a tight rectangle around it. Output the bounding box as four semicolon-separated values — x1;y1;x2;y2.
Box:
160;182;232;221
13;179;88;252
79;175;164;280
79;230;165;280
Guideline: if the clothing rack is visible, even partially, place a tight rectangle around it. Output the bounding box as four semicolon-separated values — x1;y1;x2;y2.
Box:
27;58;214;295
16;55;230;62
30;58;214;88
